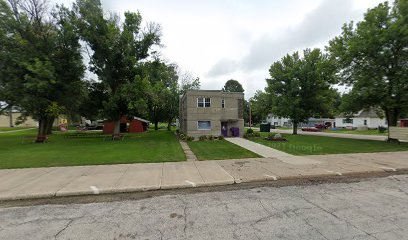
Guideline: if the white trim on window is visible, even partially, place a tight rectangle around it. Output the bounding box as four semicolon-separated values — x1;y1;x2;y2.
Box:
197;97;211;108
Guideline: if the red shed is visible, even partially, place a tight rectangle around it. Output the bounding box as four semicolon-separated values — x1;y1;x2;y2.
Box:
400;119;408;127
103;116;149;134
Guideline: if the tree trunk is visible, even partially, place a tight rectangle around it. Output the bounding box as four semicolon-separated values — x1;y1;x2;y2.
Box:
167;120;172;131
45;117;54;135
154;121;159;130
36;118;47;142
292;121;298;135
8;108;13;127
113;119;121;135
384;108;399;127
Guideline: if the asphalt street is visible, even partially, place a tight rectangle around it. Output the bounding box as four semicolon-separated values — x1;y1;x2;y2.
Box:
1;175;407;240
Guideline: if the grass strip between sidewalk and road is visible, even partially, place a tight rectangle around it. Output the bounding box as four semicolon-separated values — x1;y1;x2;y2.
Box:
249;132;408;156
188;139;260;160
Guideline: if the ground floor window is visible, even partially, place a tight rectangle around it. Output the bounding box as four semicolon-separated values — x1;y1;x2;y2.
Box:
343;118;353;124
197;121;211;130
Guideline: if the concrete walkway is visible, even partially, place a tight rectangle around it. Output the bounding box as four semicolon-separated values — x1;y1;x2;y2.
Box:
226;137;291;158
271;129;387;141
0;151;407;201
179;141;198;161
225;137;321;165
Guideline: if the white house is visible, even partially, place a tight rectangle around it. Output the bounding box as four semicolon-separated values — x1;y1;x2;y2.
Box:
265;114;335;128
335;108;387;129
265;114;291;127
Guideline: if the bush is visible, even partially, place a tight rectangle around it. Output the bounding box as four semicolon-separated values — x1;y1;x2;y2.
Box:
186;136;194;141
218;135;224;140
246;128;254;134
378;126;387;133
199;135;207;141
208;135;215;140
244;132;261;139
179;133;186;141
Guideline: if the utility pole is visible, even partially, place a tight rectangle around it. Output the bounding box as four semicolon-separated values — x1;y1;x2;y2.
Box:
249;100;252;129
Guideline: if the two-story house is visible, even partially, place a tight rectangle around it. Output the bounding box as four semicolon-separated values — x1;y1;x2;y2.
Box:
179;90;244;138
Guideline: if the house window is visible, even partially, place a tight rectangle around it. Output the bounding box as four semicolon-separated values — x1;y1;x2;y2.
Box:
197;121;211;130
343;119;353;124
197;98;211;108
221;99;225;108
364;120;367;125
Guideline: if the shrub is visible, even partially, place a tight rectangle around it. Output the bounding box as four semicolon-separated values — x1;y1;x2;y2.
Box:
186;136;195;141
244;132;261;139
378;126;387;133
199;135;207;141
208;135;215;140
218;135;225;140
246;128;254;134
179;133;186;141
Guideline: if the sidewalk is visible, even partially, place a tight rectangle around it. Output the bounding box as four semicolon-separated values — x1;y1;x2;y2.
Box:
0;151;407;201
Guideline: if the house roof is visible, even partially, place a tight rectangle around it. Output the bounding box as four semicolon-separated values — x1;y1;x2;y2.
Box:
132;117;150;123
336;108;382;118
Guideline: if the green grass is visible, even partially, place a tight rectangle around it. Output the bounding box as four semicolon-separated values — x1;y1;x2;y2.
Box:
250;132;408;156
0;127;35;132
0;129;185;169
322;129;387;136
188;140;260;160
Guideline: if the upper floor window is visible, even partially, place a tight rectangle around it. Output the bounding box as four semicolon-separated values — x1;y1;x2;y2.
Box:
197;97;211;107
221;99;225;108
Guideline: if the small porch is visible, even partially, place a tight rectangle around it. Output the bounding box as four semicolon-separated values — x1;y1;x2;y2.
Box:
221;119;242;137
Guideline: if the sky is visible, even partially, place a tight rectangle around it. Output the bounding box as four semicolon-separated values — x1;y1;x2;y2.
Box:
52;0;384;98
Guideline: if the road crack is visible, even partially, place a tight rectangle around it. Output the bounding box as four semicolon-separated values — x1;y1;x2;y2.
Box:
54;219;74;239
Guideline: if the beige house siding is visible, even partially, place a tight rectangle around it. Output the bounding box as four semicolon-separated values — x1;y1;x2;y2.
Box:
179;90;245;138
0;112;38;127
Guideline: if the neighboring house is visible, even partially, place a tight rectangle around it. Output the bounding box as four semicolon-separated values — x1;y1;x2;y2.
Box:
0;111;38;127
103;116;149;134
335;108;387;129
265;114;291;127
179;90;244;138
265;114;335;128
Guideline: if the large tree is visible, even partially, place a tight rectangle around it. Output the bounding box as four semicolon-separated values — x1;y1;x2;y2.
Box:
327;0;408;127
179;71;200;95
0;0;85;141
249;90;272;125
222;79;244;93
140;59;179;130
266;48;337;134
72;0;161;134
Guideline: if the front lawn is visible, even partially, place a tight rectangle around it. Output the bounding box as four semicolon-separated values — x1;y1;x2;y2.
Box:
250;133;408;155
188;140;260;160
0;130;185;169
322;129;387;136
0;127;34;132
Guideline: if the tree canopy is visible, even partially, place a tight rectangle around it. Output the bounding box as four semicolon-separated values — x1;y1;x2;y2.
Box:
222;79;244;93
72;0;161;134
0;0;85;140
266;48;337;134
327;0;408;126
